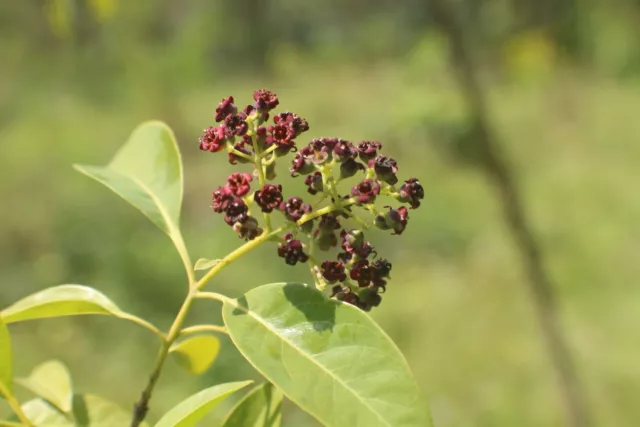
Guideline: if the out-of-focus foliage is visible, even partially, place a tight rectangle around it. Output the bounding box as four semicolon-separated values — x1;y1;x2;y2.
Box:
1;0;639;426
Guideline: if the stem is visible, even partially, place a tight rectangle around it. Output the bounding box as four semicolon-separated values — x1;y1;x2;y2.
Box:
251;127;272;232
0;383;33;427
179;324;228;336
118;313;166;341
195;292;233;304
229;149;253;162
0;421;26;427
297;198;357;226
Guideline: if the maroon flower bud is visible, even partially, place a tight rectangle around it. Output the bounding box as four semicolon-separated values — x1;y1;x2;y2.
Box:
215;96;237;122
351;179;380;204
233;216;263;241
266;123;296;151
274;112;309;137
304;172;323;195
339;229;376;261
228;136;253;165
330;284;362;307
350;260;373;287
226;172;253;197
371;258;392;290
254;184;283;213
339;159;365;179
242;104;255;117
289;147;316;176
253;89;279;110
277;233;308;265
371;155;398;185
212;186;235;213
304;140;332;165
224;113;248;136
255;126;268;148
398;178;424;209
357;288;382;311
332;139;357;162
321;260;347;283
224;198;249;225
279;196;312;222
357;141;382;161
376;206;409;235
199;126;226;153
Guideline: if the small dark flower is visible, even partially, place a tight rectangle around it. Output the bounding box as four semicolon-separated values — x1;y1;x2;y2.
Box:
318;214;341;232
290;149;315;176
224;113;248;136
371;155;398;185
371;258;392;290
226;172;253;197
321;261;347;283
313;214;340;251
351;179;380;204
339;229;376;261
305;140;332;165
330;284;361;306
212;186;235;213
304;172;323;195
266;123;296;150
215;96;237;122
279;196;312;222
398;178;424;209
224;198;249;225
357;288;382;311
274;112;309;137
254;184;283;213
277;233;308;265
350;260;374;287
228;136;253;165
375;206;409;235
332;139;357;162
199;126;226;152
340;159;365;179
253;89;279;110
357;141;382;161
233;216;263;241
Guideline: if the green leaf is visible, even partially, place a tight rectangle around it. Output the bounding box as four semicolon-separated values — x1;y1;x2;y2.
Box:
169;335;220;375
221;382;282;427
16;360;73;412
0;317;11;394
222;283;432;427
194;258;221;271
17;394;146;426
154;381;252;427
73;121;188;261
2;285;127;324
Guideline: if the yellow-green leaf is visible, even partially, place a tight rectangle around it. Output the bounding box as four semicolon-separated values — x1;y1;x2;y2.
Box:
73;121;189;267
221;382;282;427
16;360;73;412
0;317;11;394
154;381;252;427
194;258;221;271
169;335;220;375
222;282;432;427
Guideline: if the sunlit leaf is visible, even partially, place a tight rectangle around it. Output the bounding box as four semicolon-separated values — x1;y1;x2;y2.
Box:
20;398;69;425
222;283;432;427
154;381;252;427
0;317;11;394
194;258;221;271
1;285;149;329
221;382;282;427
16;360;73;412
73;121;188;263
169;335;220;375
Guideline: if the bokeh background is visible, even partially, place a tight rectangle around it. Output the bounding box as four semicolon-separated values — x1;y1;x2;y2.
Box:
1;0;639;426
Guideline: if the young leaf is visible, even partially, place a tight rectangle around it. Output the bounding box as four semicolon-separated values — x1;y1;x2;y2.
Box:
221;382;282;427
169;335;220;375
154;381;252;427
73;121;189;269
19;398;69;425
222;283;432;427
0;317;11;394
194;258;222;271
16;360;73;413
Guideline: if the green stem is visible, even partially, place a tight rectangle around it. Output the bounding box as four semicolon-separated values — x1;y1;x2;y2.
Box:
297;198;357;226
179;324;228;336
195;292;233;304
117;313;166;341
0;421;26;427
250;125;272;232
229;149;253;162
0;383;33;427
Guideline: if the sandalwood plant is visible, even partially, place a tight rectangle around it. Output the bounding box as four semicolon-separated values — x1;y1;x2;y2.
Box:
0;90;431;427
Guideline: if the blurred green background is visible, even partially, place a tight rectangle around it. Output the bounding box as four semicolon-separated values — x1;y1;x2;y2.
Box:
1;0;639;426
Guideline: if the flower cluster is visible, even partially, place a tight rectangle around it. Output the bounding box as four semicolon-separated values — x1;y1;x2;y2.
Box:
200;90;424;310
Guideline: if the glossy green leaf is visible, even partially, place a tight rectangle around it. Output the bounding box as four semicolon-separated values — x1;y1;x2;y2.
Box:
194;258;221;271
169;335;220;375
73;121;187;259
0;317;11;394
222;282;432;427
221;382;282;427
16;360;73;412
17;394;146;426
154;381;252;427
2;285;132;324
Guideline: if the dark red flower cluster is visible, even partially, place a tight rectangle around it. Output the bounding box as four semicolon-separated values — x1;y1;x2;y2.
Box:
200;89;425;311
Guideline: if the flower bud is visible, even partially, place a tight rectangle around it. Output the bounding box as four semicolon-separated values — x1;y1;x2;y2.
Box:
357;141;382;161
279;197;312;222
212;186;235;213
254;184;283;213
215;96;237;122
304;172;324;195
339;159;365;179
224;198;249;225
233;216;263;241
199;126;226;152
371;155;398;185
332;139;357;162
376;206;409;235
398;178;424;209
226;172;253;197
277;234;308;265
321;261;347;283
351;179;380;204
